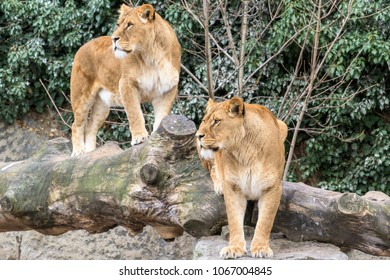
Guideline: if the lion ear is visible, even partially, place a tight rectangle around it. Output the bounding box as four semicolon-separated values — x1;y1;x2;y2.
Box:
139;4;155;23
205;98;217;113
227;97;245;117
120;4;130;14
207;98;217;108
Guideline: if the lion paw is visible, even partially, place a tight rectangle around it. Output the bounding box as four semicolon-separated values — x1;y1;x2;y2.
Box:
251;245;273;258
220;245;246;259
131;134;149;146
71;149;85;157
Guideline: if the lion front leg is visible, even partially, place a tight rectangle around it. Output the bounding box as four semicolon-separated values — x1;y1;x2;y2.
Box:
210;165;223;195
120;83;149;146
220;183;247;259
251;183;282;258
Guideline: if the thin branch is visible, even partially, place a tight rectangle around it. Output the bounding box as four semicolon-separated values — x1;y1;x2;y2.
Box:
243;23;311;85
283;0;323;181
313;0;354;79
218;0;239;65
40;79;71;129
180;64;209;94
277;20;311;118
237;0;249;96
203;0;214;99
181;0;235;63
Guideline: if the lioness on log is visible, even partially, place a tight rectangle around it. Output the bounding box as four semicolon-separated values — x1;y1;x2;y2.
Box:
70;4;181;156
196;97;288;259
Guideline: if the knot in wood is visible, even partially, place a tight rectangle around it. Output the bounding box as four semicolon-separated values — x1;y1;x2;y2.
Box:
140;163;159;184
0;196;13;212
337;193;364;215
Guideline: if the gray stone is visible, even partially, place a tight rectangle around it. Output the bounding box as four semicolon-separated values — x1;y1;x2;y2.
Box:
193;235;349;260
343;248;390;260
0;226;196;260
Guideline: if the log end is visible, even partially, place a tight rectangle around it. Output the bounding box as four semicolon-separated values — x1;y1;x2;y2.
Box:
337;193;365;215
0;196;13;212
155;115;196;141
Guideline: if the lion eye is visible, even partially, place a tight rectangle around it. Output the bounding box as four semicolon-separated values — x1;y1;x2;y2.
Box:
126;22;133;29
212;119;221;126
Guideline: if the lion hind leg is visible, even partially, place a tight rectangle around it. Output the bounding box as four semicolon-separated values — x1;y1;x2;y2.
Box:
85;93;110;152
220;184;247;259
151;86;177;132
71;82;99;157
250;183;282;258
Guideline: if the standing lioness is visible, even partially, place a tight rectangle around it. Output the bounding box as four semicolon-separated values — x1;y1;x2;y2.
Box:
70;4;181;156
196;97;287;259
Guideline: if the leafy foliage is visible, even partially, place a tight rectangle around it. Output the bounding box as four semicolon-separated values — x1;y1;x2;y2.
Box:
0;0;388;194
269;0;390;195
0;0;119;123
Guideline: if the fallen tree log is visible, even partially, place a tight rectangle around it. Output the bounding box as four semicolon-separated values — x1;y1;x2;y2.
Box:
0;115;226;240
271;182;390;256
0;114;389;256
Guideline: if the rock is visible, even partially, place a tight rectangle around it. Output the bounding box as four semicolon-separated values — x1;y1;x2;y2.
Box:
0;226;196;260
0;112;65;162
193;234;348;260
343;248;390;260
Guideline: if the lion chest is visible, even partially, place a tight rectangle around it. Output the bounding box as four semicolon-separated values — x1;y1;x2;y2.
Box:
99;59;178;107
223;165;277;200
136;59;179;98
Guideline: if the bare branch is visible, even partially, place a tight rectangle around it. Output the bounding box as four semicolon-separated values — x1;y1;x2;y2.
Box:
180;63;209;94
203;0;214;99
277;23;311;118
40;79;71;129
237;0;249;96
283;0;323;181
218;0;239;65
181;0;235;63
243;23;310;85
313;0;354;79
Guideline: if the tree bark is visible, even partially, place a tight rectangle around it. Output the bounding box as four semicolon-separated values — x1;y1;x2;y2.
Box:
269;182;390;256
0;115;226;240
0;115;389;256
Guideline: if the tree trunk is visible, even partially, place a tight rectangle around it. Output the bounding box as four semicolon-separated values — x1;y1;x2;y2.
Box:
0;115;389;256
269;182;390;256
0;115;226;240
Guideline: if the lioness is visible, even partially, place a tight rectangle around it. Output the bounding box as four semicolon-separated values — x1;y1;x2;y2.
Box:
70;4;181;156
196;97;287;259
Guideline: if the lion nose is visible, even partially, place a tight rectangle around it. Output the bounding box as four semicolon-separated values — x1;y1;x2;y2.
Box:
196;133;205;140
112;36;119;43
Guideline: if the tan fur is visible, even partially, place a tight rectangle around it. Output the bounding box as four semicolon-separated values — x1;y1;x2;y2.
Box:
196;97;287;259
70;4;181;156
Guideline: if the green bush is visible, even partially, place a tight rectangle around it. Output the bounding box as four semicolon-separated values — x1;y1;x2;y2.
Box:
270;0;390;194
0;0;120;123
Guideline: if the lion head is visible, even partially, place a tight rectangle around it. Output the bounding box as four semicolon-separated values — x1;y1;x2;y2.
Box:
196;97;247;160
111;4;156;59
